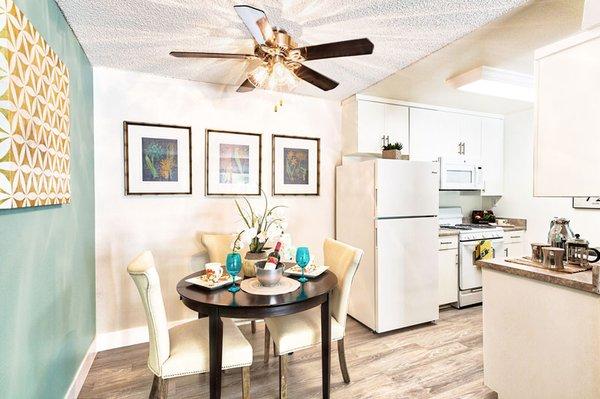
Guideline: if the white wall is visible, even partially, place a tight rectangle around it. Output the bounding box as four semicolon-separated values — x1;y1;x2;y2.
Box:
439;191;483;216
93;67;342;338
492;109;600;247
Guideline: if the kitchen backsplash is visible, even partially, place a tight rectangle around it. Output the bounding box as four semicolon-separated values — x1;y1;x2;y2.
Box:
440;191;485;216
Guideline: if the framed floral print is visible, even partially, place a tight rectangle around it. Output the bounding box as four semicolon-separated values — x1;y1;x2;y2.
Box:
272;134;320;196
205;129;262;196
123;121;192;195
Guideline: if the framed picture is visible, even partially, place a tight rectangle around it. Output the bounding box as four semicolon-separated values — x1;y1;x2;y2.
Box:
123;121;192;195
272;134;320;196
573;197;600;209
205;129;262;196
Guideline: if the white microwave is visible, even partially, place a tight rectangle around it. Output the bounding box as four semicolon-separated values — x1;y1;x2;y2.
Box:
439;157;483;190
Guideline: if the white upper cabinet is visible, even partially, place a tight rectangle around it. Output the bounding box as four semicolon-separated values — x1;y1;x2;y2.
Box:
410;108;484;161
534;27;600;196
458;114;482;160
384;103;410;153
357;100;385;153
481;118;504;196
341;97;409;155
435;111;462;159
409;107;441;161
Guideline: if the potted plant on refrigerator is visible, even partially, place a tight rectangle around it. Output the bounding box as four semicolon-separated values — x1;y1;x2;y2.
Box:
232;191;287;277
382;142;408;160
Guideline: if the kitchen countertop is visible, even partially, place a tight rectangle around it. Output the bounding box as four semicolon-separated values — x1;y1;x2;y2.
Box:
476;258;600;295
438;226;526;237
501;226;526;232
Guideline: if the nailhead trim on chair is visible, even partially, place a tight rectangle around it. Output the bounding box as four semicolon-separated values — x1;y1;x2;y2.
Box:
130;269;166;377
162;360;254;379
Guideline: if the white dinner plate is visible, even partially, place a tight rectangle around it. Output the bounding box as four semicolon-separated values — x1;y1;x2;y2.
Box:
186;274;242;290
285;264;329;278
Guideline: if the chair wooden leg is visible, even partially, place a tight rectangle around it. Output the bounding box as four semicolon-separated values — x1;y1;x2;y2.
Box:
241;366;251;399
149;375;169;399
264;326;271;364
279;355;288;399
338;338;351;383
251;320;256;334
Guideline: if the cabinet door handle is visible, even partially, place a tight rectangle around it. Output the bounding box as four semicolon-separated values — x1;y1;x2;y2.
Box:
458;142;462;155
461;142;466;155
455;253;459;265
504;248;509;257
440;241;453;245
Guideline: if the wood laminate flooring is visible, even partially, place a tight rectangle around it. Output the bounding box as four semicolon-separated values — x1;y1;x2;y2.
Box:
80;306;496;398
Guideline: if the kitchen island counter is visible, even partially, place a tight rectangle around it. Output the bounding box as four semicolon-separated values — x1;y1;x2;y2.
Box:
476;258;600;294
476;258;600;399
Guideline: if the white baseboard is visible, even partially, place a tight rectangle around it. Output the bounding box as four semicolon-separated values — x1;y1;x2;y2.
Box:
96;318;194;352
65;339;97;399
96;318;263;352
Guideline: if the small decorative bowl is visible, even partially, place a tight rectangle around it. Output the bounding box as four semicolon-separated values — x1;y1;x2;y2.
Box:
255;260;284;287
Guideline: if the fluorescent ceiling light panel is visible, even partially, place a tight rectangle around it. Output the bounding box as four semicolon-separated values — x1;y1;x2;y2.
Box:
446;66;534;102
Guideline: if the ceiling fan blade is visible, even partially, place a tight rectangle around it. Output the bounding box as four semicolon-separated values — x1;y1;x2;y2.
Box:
295;38;374;61
234;5;274;45
294;65;339;91
236;79;255;93
170;51;255;60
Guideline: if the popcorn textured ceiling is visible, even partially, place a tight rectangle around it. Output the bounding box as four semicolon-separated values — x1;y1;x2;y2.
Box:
55;0;528;100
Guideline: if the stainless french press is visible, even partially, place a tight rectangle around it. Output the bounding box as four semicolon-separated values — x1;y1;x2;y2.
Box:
566;234;600;268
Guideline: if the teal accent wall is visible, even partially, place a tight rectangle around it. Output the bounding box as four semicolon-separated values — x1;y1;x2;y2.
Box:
0;0;95;398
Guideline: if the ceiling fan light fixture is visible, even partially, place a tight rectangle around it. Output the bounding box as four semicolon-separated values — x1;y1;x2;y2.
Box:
271;61;299;91
247;63;270;87
247;60;299;92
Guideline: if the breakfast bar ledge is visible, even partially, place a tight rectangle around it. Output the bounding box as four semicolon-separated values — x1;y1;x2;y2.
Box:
476;258;600;399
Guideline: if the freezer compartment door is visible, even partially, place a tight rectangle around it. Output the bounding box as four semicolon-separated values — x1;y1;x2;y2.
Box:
376;217;439;332
459;239;504;290
376;160;439;218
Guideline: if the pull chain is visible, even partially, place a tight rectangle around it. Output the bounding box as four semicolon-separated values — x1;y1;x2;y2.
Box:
274;99;284;112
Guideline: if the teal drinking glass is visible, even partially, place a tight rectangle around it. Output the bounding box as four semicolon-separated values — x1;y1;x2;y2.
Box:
226;252;242;293
295;247;310;283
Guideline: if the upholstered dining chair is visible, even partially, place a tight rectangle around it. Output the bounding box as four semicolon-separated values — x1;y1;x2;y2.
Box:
201;233;257;334
127;251;253;399
263;238;363;398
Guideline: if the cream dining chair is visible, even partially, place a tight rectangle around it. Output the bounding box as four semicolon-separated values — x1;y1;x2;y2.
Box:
264;238;363;398
127;251;253;399
201;233;257;333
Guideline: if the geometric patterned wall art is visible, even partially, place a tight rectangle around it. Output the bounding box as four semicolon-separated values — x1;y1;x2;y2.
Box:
0;0;70;209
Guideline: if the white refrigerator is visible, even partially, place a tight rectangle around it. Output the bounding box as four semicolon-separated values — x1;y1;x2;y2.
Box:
336;159;439;333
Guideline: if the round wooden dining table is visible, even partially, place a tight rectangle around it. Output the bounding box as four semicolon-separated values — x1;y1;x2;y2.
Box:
177;270;338;399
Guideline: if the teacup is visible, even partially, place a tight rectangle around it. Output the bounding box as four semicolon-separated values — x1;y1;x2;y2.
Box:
205;262;223;282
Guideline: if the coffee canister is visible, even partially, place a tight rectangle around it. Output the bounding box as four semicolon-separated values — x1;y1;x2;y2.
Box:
542;247;565;270
531;243;550;263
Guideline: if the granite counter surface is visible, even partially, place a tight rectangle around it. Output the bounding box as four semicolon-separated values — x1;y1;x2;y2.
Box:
476;258;600;295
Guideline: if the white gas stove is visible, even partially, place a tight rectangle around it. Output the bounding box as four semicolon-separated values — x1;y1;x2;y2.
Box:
439;208;505;308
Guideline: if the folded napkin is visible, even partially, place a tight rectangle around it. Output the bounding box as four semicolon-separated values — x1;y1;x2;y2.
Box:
476;240;493;260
